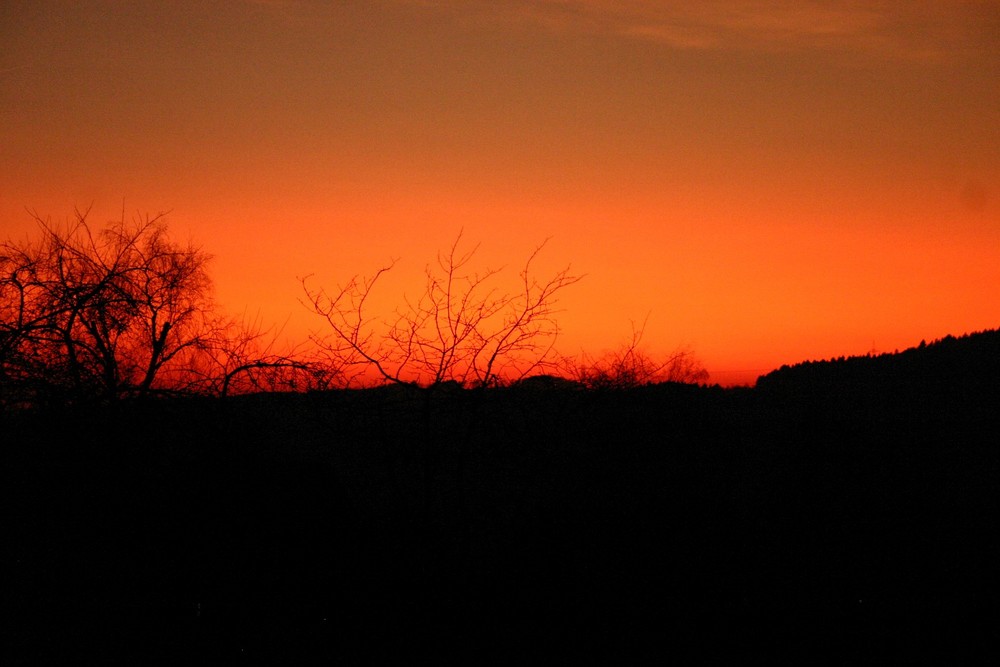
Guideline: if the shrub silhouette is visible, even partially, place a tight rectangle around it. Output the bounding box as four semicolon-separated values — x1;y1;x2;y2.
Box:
570;317;708;388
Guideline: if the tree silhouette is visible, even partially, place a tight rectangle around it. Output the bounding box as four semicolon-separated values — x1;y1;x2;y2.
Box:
0;208;311;407
301;232;581;388
0;208;215;403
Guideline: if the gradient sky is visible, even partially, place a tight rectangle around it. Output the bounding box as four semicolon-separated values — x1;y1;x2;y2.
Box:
3;1;999;384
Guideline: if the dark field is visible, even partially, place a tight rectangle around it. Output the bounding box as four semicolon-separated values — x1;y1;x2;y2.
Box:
5;333;1000;663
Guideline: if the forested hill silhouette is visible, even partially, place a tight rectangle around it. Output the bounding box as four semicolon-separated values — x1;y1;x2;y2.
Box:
756;327;1000;400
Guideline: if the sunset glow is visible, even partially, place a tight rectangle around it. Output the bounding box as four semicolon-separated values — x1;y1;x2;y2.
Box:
3;1;998;384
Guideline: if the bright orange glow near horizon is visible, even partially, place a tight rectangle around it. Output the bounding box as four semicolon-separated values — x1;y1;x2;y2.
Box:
3;1;998;385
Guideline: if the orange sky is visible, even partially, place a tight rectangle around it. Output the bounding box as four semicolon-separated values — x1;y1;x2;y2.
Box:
3;1;999;384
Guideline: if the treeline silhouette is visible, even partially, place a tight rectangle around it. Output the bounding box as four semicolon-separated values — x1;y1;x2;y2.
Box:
758;328;1000;399
5;327;998;662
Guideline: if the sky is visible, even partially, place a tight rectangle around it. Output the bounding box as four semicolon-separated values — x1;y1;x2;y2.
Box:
3;0;999;384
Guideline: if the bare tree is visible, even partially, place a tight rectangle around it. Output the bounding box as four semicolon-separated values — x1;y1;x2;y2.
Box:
301;232;581;388
0;207;312;407
571;316;709;388
0;208;217;403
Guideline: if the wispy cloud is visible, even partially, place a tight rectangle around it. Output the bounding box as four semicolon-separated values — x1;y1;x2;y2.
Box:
1;64;31;75
407;0;999;62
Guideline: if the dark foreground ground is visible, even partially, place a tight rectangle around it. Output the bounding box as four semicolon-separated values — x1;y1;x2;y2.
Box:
4;341;999;663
